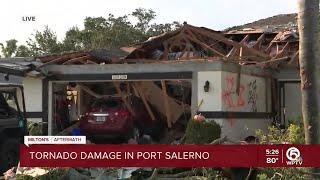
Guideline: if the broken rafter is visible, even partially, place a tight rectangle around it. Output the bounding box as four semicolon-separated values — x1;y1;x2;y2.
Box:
162;41;169;60
265;33;279;53
166;29;186;49
288;51;299;64
227;35;249;58
258;56;290;65
113;82;136;116
85;59;98;64
161;27;187;60
240;34;250;44
269;42;290;62
186;34;226;57
161;80;172;128
186;28;227;57
252;33;265;50
37;57;64;69
132;83;156;121
187;25;270;61
62;55;89;65
39;52;88;63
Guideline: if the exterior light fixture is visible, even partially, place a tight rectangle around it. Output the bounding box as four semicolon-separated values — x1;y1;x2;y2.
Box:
204;80;210;92
4;74;9;81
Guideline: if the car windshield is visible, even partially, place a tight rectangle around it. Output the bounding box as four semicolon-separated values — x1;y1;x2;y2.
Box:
91;99;120;109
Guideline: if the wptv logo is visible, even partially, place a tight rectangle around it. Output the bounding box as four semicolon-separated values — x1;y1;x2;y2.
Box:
286;147;303;165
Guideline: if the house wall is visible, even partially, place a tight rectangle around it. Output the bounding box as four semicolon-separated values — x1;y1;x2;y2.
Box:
0;73;23;84
22;77;43;123
197;71;222;111
0;73;22;84
42;61;274;136
198;71;272;141
220;72;271;140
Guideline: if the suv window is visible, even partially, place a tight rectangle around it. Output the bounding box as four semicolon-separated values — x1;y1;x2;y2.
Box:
0;91;18;118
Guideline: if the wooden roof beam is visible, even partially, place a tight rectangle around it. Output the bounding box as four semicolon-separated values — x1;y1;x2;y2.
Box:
63;55;90;65
252;33;265;50
186;35;226;57
288;51;299;64
271;42;290;59
187;25;270;60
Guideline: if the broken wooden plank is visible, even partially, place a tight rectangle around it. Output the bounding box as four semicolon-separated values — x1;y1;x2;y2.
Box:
187;24;270;60
86;59;98;64
113;82;136;116
131;83;140;97
132;83;156;121
37;57;64;68
162;41;169;60
161;81;172;128
137;81;188;125
252;33;265;50
63;55;89;65
240;34;250;44
186;35;226;57
288;51;299;64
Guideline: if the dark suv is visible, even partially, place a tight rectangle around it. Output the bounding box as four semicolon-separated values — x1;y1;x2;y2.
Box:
0;84;27;173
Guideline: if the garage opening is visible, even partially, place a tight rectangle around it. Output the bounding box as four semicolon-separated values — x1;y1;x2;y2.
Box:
50;80;192;143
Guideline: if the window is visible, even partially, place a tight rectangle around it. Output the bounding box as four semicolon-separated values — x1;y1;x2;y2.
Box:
0;91;18;118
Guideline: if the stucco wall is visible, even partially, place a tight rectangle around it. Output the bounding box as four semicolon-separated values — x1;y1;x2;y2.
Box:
198;71;272;141
0;73;22;84
22;77;43;122
221;72;268;112
197;71;222;111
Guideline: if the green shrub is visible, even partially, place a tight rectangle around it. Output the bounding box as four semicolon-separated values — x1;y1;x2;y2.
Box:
185;120;221;144
256;115;307;179
256;116;304;144
27;122;43;135
16;168;68;180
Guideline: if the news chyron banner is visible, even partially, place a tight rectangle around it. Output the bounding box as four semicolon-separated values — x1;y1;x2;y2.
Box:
20;137;320;167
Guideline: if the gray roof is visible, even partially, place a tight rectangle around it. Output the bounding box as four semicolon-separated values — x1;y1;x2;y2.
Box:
0;57;39;76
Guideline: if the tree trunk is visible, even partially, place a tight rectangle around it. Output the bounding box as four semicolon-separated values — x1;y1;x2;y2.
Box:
298;0;320;176
298;0;320;144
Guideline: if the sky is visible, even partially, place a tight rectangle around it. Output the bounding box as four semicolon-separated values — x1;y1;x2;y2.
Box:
0;0;298;45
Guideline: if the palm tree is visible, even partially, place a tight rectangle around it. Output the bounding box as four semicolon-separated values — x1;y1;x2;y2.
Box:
298;0;320;176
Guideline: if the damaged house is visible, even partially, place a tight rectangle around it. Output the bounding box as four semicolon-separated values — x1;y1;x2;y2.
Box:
0;22;300;141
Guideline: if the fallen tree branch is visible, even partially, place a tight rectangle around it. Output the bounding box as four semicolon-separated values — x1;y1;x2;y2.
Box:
209;136;237;144
300;171;320;177
157;170;200;178
245;168;253;180
147;168;158;180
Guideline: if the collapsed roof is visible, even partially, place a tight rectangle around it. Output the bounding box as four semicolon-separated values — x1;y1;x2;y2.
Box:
37;48;129;66
224;13;299;69
224;30;299;69
125;23;270;62
0;21;299;77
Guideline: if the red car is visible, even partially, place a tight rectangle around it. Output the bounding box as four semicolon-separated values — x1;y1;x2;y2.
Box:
79;98;137;139
79;97;166;141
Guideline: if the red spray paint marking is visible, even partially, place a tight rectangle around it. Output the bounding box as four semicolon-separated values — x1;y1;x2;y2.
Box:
222;77;245;109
